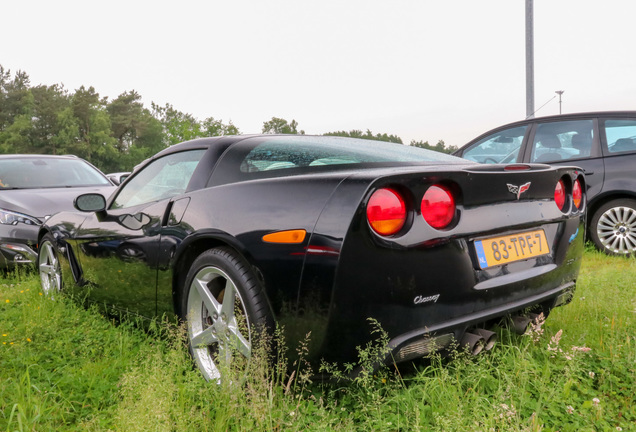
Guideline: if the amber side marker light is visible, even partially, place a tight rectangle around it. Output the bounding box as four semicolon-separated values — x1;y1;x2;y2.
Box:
262;229;307;244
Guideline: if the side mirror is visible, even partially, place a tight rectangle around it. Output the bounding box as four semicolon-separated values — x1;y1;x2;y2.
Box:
74;193;107;212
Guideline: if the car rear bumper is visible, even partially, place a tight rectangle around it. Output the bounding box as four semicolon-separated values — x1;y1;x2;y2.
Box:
387;280;575;364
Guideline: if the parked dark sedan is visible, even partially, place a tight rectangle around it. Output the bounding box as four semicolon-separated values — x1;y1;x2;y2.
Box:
0;155;115;270
37;135;585;381
454;111;636;256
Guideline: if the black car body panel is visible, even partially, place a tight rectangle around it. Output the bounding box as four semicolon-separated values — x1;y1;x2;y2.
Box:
39;135;585;372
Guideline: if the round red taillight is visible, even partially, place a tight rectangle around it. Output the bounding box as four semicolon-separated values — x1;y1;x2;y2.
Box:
421;184;456;229
573;178;583;209
366;188;407;236
554;179;566;211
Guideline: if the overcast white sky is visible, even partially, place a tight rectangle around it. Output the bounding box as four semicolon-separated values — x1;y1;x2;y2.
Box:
2;1;635;147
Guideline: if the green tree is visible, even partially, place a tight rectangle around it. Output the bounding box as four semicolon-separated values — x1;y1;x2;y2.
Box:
29;84;72;154
104;92;165;172
0;112;33;154
52;106;80;156
152;103;240;146
108;90;145;152
201;116;239;137
0;65;14;133
324;129;403;144
151;102;202;146
410;139;457;154
262;117;304;134
71;86;109;160
0;68;32;130
119;110;164;171
0;68;35;153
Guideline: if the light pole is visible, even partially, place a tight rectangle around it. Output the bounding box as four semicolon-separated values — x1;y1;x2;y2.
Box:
526;0;535;118
555;90;564;114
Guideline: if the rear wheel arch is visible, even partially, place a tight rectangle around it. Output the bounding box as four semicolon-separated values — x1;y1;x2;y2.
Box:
587;192;636;221
171;236;266;316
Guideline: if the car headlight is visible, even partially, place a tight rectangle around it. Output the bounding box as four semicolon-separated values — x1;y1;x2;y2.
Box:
0;208;42;226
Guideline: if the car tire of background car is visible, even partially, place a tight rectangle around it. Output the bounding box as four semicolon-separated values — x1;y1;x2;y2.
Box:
181;247;273;382
38;233;63;295
589;198;636;256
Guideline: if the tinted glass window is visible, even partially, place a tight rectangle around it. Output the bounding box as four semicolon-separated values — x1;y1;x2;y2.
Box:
604;119;636;153
461;126;527;164
0;157;110;189
211;136;467;186
530;120;594;163
239;136;461;173
111;150;205;209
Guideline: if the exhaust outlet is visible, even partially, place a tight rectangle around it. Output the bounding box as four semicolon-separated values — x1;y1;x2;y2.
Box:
511;315;532;335
472;328;498;350
460;332;485;355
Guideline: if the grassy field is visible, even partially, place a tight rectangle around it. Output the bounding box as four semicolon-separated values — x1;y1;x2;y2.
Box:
1;247;634;431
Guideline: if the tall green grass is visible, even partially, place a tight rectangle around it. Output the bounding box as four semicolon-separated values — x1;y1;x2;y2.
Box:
1;248;634;431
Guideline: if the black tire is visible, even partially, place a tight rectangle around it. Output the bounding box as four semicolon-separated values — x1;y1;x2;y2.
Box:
589;198;636;256
38;233;63;295
180;247;273;382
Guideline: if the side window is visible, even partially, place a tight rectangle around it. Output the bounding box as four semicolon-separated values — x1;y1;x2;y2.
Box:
530;120;594;163
111;150;206;209
604;119;636;154
461;126;527;164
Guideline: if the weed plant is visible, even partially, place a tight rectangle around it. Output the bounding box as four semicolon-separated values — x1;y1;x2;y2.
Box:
1;247;634;431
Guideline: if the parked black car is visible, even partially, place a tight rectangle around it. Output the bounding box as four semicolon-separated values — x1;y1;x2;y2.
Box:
38;135;585;381
0;154;115;270
454;111;636;256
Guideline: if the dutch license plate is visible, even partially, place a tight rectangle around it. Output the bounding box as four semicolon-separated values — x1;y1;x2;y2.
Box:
474;229;550;269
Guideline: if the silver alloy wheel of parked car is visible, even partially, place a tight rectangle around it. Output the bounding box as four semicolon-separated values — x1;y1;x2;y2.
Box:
38;234;62;295
186;264;252;382
591;199;636;255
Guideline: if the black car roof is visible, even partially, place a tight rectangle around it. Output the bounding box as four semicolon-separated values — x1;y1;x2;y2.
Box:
482;110;636;130
0;154;82;160
458;110;636;151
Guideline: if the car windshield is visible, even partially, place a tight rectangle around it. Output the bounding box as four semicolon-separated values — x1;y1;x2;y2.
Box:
0;157;110;189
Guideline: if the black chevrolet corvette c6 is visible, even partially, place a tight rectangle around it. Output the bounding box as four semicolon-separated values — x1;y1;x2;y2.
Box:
37;135;586;381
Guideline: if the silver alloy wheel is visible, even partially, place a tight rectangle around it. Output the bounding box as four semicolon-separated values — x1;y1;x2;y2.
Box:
39;239;62;295
596;205;636;254
186;266;252;382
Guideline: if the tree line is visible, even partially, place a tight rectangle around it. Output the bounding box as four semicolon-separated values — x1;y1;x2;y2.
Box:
0;65;456;174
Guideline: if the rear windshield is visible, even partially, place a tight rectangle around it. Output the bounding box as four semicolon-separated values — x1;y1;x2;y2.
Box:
0;157;111;189
211;135;464;184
